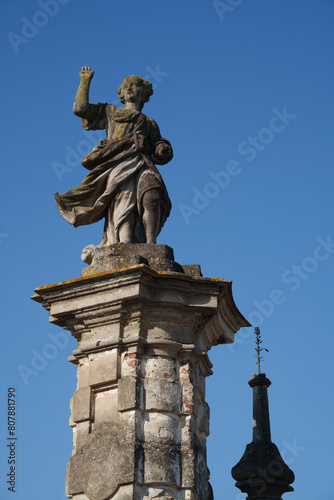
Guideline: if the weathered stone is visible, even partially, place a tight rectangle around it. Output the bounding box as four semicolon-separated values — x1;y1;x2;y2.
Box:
144;412;180;446
121;352;142;377
194;438;208;500
145;378;182;413
118;377;139;411
33;258;249;500
67;494;90;500
82;244;183;276
181;416;194;449
182;264;202;277
77;360;89;388
71;387;91;422
94;388;118;425
182;382;197;416
95;484;135;500
141;486;178;500
66;422;135;500
56;70;173;247
144;446;181;485
104;484;135;500
198;401;210;436
181;451;195;488
72;421;90;451
34;56;255;500
145;356;177;381
88;350;117;386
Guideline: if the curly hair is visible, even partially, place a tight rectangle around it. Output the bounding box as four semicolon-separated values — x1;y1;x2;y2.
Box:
117;75;153;106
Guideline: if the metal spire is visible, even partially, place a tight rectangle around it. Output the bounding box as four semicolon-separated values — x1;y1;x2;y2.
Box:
254;326;269;374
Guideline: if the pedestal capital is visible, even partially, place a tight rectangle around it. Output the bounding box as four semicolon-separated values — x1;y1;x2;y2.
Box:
32;264;249;352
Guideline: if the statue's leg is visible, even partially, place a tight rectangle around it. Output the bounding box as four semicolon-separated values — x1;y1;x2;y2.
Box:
118;213;135;244
98;203;117;247
142;189;161;244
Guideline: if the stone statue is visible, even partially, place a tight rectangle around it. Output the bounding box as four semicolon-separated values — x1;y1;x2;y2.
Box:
55;67;173;245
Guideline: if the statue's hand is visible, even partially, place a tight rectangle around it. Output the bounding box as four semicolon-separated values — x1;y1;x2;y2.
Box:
79;66;94;82
152;141;173;165
155;143;172;159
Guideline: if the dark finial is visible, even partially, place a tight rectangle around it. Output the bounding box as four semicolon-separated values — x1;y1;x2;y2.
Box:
254;326;269;374
232;330;295;499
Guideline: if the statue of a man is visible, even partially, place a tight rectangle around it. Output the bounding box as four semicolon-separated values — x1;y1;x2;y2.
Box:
55;67;173;245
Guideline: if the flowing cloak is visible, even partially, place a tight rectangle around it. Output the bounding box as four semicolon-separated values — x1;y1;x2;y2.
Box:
55;103;172;243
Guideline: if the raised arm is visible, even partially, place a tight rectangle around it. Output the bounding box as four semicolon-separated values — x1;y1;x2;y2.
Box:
73;66;98;121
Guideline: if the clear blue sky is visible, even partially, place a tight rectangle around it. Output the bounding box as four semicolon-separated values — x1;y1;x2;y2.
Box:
0;1;333;499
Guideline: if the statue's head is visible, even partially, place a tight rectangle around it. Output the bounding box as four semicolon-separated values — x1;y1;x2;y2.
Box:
118;75;153;109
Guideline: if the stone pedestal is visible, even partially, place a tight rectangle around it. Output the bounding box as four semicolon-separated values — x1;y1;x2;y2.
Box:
32;249;249;500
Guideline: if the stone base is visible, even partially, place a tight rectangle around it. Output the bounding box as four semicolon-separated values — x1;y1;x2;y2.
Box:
82;244;201;277
67;485;196;500
33;246;250;500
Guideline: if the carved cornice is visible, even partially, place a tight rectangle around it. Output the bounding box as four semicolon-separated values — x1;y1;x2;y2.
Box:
32;264;249;353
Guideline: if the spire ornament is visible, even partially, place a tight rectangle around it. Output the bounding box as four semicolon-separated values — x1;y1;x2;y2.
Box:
254;326;269;375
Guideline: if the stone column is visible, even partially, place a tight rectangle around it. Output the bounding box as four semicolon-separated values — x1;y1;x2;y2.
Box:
251;375;272;443
33;245;248;500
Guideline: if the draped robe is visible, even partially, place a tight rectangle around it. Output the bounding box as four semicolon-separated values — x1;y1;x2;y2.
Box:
55;103;172;243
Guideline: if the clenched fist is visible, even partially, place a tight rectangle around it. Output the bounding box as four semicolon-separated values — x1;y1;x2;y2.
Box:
155;143;172;159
